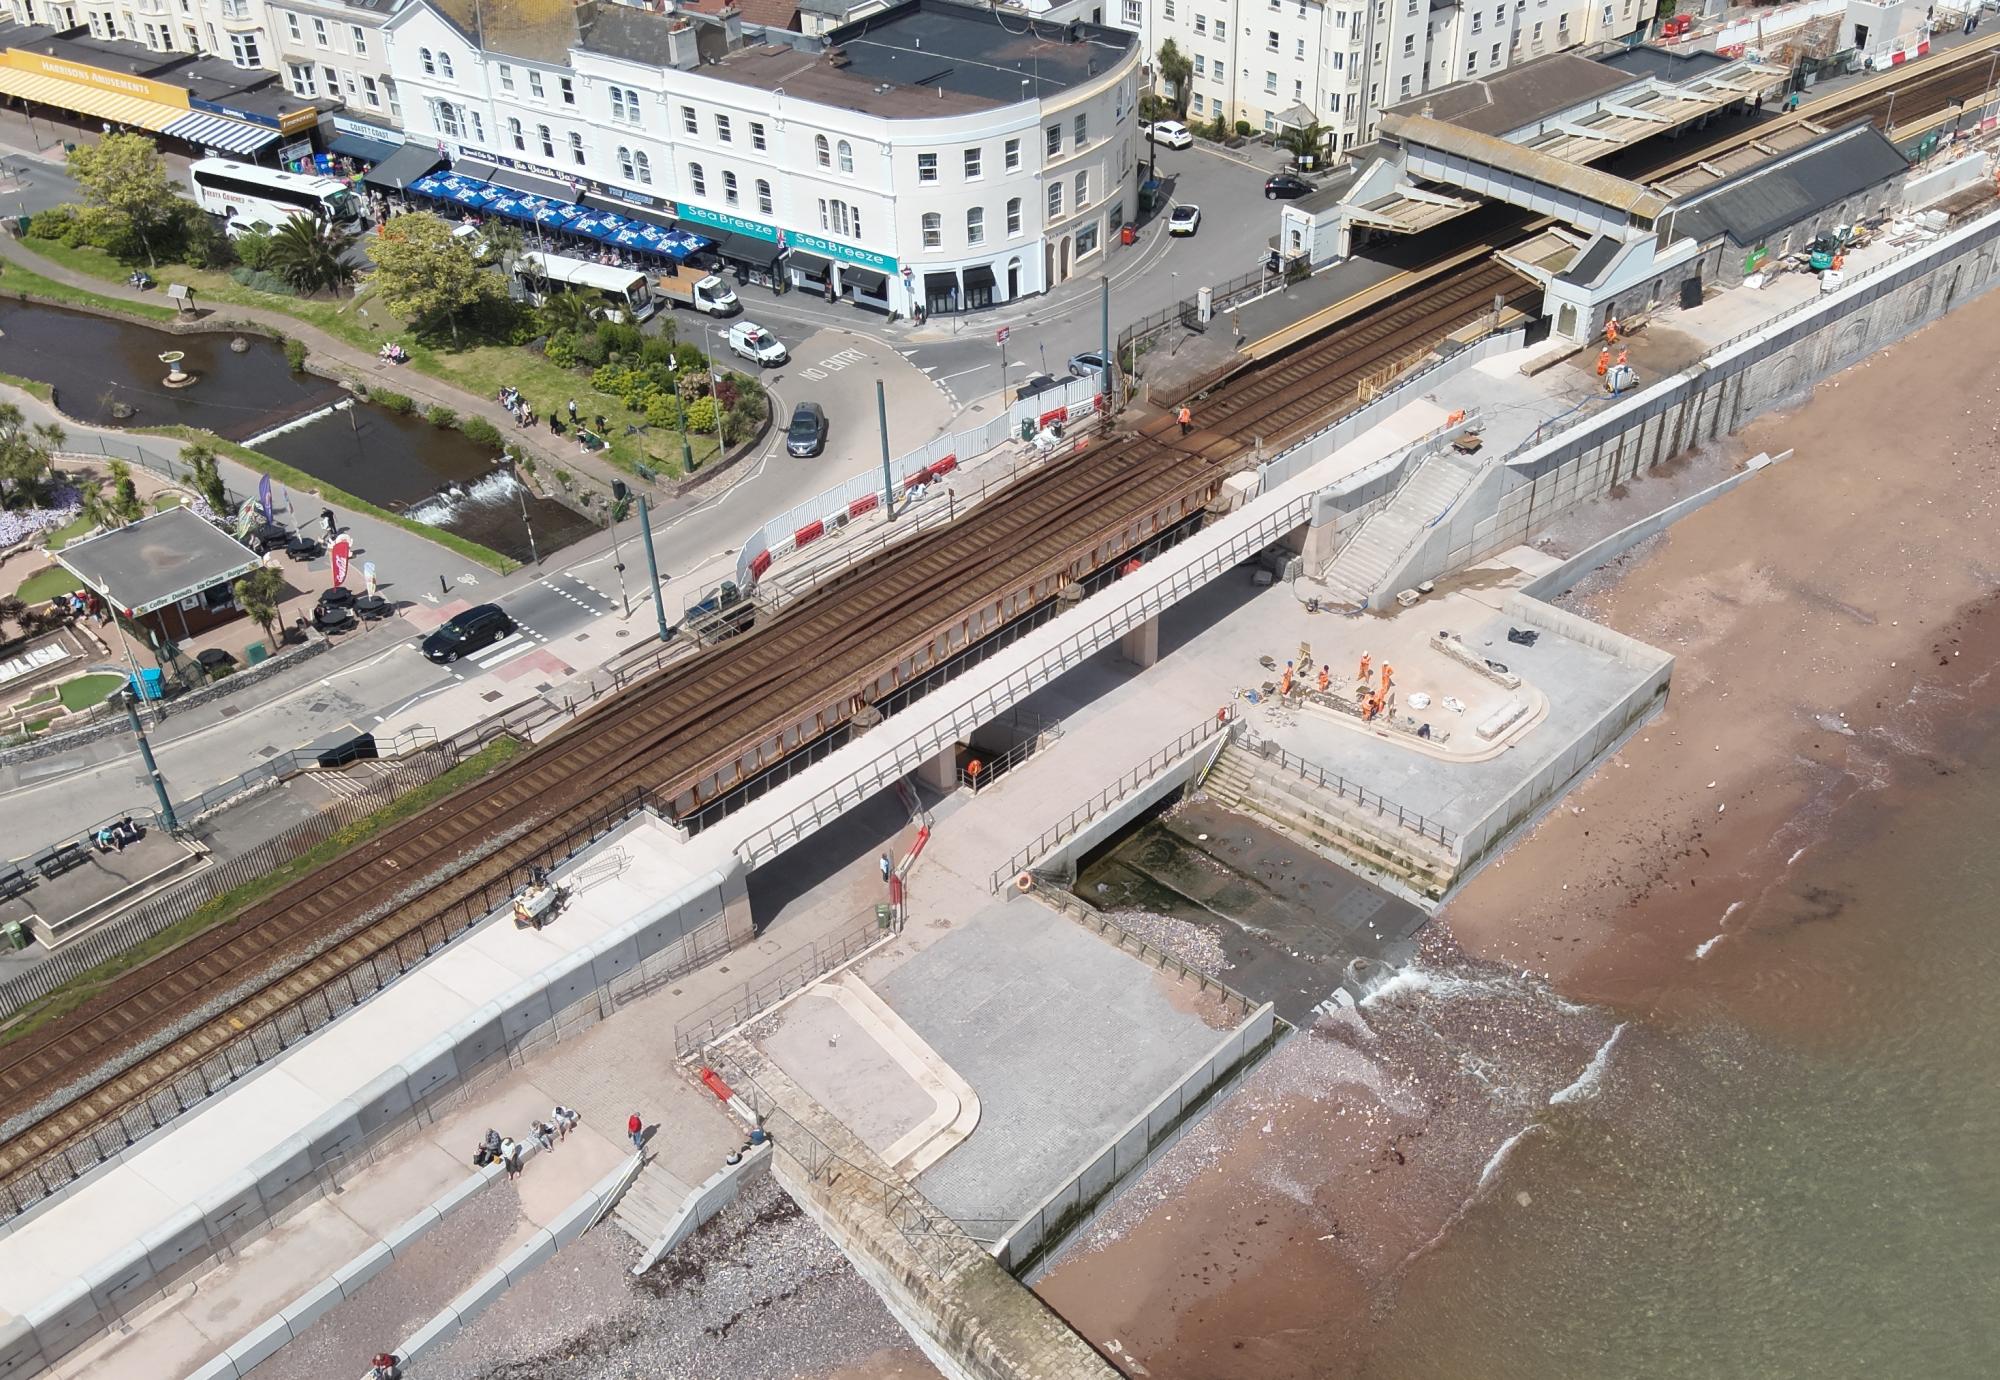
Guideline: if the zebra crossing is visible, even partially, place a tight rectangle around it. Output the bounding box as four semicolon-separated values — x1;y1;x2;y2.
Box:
445;624;551;680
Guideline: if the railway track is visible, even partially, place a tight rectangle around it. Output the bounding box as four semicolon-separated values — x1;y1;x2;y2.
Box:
4;38;1994;1215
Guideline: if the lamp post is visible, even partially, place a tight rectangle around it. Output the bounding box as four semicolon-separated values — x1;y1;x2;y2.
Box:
607;479;632;616
708;325;728;460
121;687;178;833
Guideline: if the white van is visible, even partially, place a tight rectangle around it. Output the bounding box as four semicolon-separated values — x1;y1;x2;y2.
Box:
727;321;787;367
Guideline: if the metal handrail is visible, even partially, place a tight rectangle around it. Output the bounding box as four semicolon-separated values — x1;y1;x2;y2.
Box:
1245;731;1458;848
986;710;1232;893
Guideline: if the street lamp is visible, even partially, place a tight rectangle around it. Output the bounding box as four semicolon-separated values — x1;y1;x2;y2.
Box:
707;325;728;460
668;357;693;470
607;479;632;615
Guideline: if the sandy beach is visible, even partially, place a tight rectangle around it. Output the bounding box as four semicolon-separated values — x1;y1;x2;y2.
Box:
1033;267;2000;1375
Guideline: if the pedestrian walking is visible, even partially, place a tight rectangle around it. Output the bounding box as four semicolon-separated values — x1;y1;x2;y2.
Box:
879;851;893;882
1177;403;1192;435
369;1353;402;1380
628;1112;645;1150
567;398;579;422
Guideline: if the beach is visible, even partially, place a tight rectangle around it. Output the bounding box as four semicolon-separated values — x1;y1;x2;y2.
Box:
1032;272;2000;1376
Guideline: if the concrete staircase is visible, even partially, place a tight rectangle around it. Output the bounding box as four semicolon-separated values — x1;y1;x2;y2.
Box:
1202;743;1457;901
1319;449;1485;608
610;1160;692;1248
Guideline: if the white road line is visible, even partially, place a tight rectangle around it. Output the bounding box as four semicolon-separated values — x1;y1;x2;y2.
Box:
472;640;539;670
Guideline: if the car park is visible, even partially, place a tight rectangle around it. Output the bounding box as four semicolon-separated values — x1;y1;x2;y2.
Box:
1141;119;1194;149
1168;204;1202;236
786;401;828;457
1264;172;1314;200
421;603;517;663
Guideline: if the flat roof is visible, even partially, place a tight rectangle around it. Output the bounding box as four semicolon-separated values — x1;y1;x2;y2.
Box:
1382;51;1636;139
1595;43;1732;83
1672;121;1910;247
55;507;262;617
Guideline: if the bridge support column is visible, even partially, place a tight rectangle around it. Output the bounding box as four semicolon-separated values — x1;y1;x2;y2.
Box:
1118;614;1160;669
720;863;755;947
915;743;958;792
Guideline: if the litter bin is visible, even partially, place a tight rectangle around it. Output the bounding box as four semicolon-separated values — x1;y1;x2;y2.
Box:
1120;223;1136;246
875;903;893;930
2;920;27;951
129;667;164;700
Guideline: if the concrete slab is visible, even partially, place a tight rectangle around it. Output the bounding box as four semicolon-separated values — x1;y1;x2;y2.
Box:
870;899;1239;1229
758;988;934;1160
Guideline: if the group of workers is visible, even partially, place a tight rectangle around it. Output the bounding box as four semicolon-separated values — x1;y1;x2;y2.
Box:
1271;652;1395;721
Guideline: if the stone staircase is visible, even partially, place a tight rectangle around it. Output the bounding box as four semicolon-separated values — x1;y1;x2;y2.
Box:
1318;449;1486;608
610;1159;693;1248
1202;743;1458;901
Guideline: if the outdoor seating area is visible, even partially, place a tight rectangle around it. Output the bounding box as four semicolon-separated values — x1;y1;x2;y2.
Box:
407;169;712;267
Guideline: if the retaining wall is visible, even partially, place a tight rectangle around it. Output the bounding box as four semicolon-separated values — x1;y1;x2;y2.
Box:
1406;202;2000;585
630;1141;773;1274
995;1004;1279;1278
0;817;748;1380
1023;735;1221;882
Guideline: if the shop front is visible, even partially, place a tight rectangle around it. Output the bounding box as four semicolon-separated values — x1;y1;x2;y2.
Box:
0;46;307;157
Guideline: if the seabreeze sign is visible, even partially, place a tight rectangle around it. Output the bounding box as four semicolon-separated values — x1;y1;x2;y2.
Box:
673;201;897;274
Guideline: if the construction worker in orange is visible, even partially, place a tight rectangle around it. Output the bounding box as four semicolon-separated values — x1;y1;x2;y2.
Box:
1358;651;1372;685
1177;403;1193;435
1316;664;1331;693
1604;315;1620;344
1595;349;1611;377
1280;661;1295;697
1380;664;1394;698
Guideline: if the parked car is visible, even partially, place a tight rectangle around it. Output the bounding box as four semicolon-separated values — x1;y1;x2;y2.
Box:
1168;204;1202;236
1016;372;1063;403
421;603;517;663
1264;172;1314;200
727;321;787;366
1141;119;1194;149
786;401;828;457
1067;351;1110;380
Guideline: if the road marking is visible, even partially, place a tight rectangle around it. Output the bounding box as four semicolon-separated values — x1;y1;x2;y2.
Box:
538;577;603;617
470;636;539;670
801;367;827;380
459;573;480;586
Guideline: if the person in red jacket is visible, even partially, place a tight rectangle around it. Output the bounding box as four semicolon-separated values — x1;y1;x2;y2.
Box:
628;1112;645;1151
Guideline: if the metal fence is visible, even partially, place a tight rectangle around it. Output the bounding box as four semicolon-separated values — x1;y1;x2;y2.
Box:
0;751;458;1019
987;711;1233;893
670;907;890;1058
959;709;1063;791
0;781;646;1223
1244;732;1457;848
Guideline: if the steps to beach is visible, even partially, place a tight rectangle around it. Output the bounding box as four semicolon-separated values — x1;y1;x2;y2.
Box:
610;1160;694;1248
1318;450;1485;608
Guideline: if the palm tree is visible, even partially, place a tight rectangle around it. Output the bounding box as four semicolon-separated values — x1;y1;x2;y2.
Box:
264;214;360;297
537;290;598;337
1276;121;1331;169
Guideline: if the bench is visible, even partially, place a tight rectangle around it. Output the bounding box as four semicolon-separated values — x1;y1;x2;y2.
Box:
32;841;89;881
0;865;30;902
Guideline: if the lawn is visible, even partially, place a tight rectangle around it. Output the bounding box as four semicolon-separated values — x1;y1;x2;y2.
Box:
40;512;95;552
151;493;184;511
14;564;78;603
19;236;723;479
0;254;176;322
56;672;124;711
0;735;525;1044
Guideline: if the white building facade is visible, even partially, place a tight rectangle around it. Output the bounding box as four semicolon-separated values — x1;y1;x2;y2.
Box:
0;0;275;73
384;0;1142;318
1150;0;1645;152
264;0;405;124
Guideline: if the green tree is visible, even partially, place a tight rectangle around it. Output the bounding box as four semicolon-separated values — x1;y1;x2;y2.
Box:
1276;120;1331;167
536;290;598;338
367;212;504;347
232;564;287;647
181;441;228;514
479;220;524;275
0;404;66;509
103;460;144;526
1156;41;1193;118
65;133;183;268
264;214;359;296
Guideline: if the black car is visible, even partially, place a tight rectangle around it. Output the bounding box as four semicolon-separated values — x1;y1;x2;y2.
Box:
421;603;517;663
1264;172;1314;200
786;401;828;457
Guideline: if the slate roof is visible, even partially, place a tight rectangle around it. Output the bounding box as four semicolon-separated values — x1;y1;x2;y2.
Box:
1671;122;1909;247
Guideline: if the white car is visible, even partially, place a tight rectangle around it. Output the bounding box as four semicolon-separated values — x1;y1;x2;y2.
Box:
1168;205;1201;237
1142;119;1194;150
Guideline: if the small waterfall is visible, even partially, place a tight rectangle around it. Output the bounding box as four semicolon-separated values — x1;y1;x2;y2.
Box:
406;469;522;527
241;398;353;448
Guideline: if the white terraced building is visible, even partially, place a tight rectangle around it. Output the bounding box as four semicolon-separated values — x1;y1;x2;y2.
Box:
385;0;1143;318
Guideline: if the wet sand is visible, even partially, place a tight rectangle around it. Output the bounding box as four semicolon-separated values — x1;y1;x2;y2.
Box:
1034;271;2000;1373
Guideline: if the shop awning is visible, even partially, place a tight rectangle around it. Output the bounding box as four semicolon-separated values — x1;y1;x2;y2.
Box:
843;265;888;294
164;111;279;155
410;172;708;259
962;264;997;291
457;161;576;203
580;191;675;230
0;64;188;136
787;250;832;277
362;143;444;192
706;230;780;266
923;271;958;295
328;130;401;163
